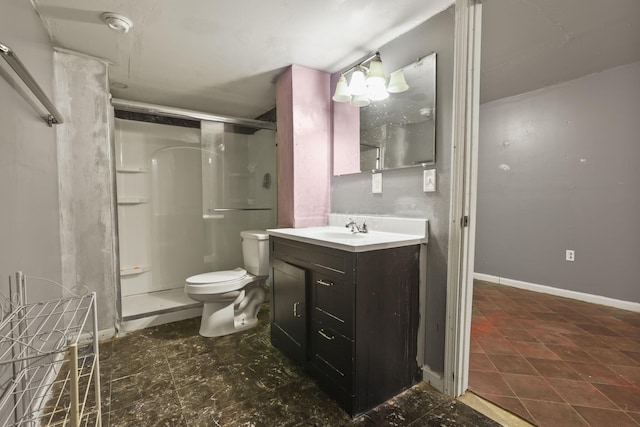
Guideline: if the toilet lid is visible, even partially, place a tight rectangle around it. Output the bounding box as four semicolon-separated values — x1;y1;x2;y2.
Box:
186;268;247;284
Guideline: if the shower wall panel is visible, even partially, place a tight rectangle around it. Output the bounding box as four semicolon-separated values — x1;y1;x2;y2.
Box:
115;118;277;299
115;119;202;296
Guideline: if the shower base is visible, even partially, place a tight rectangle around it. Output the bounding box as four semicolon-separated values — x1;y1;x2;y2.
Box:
121;288;202;332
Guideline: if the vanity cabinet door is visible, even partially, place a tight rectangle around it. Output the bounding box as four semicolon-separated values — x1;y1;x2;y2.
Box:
271;258;307;363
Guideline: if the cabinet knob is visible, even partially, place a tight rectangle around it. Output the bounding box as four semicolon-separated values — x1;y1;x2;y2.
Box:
316;279;334;287
318;329;335;341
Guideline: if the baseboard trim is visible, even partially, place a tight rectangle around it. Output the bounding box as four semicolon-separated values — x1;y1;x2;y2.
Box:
422;367;444;392
474;273;640;313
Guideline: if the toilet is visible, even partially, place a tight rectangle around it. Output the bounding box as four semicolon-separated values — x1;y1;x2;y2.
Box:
185;230;270;337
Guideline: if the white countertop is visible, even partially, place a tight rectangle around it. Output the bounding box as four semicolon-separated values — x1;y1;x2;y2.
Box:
267;225;426;253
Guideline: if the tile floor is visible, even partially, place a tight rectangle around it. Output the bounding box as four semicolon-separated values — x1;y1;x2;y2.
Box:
470;280;640;427
97;305;499;426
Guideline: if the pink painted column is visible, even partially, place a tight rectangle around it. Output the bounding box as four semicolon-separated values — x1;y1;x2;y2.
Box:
276;65;332;228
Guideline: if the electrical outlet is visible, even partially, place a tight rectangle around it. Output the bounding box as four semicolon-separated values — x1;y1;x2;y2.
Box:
565;250;575;262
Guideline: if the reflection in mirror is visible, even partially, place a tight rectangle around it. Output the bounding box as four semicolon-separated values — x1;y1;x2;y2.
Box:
360;53;436;171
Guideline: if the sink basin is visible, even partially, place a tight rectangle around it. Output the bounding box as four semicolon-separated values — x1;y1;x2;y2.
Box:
267;225;426;252
312;230;367;240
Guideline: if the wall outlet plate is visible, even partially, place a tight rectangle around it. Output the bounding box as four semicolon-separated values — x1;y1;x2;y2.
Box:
566;250;575;262
372;172;382;194
423;169;436;192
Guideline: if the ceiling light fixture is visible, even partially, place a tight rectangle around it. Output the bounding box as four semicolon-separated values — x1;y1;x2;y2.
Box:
101;12;133;34
332;52;409;107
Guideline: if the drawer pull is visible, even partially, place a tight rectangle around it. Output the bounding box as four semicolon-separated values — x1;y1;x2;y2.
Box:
293;301;302;318
316;279;334;287
318;329;335;341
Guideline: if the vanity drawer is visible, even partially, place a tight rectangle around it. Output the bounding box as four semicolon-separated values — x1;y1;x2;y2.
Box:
271;238;353;277
310;321;353;390
311;272;354;338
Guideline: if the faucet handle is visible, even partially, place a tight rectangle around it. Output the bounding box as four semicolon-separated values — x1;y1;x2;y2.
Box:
361;221;368;233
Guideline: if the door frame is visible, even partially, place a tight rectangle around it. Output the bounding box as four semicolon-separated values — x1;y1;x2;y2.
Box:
443;0;482;397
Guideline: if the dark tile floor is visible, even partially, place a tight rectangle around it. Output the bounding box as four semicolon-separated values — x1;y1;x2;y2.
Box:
470;280;640;427
98;305;500;426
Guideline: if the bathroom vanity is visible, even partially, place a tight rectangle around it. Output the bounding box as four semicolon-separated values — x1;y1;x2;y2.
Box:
268;216;428;416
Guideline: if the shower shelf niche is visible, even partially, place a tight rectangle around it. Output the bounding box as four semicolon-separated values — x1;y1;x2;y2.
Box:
116;167;148;173
120;265;150;276
117;197;149;205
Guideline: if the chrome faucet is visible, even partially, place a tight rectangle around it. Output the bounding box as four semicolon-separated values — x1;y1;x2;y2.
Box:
345;218;368;233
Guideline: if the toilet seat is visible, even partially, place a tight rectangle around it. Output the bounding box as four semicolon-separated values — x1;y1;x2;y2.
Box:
187;268;247;284
185;267;252;294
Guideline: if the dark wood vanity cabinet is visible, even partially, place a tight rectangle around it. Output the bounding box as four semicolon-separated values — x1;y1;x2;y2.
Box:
269;236;421;417
270;258;307;363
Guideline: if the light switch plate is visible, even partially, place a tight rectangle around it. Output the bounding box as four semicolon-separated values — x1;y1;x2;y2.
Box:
423;169;436;192
372;172;382;194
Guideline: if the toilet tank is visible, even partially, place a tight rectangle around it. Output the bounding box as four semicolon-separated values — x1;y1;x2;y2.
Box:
240;230;270;276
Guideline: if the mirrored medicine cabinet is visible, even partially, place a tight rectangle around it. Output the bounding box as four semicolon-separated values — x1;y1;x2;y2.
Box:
336;53;437;174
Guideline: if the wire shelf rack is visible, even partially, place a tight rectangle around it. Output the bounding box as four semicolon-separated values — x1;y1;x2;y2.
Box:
0;272;101;427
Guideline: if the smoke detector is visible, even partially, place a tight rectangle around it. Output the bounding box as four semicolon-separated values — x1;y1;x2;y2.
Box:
101;12;133;33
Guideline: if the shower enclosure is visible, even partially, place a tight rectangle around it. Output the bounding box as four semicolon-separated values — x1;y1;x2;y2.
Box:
113;108;276;328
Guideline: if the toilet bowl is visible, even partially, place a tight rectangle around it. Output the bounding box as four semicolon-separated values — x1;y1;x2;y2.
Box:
185;231;269;337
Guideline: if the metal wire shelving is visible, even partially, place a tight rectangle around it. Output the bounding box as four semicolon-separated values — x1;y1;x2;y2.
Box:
0;272;101;426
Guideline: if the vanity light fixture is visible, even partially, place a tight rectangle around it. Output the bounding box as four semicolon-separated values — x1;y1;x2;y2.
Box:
351;93;371;107
332;52;408;107
101;12;133;33
348;66;367;96
332;75;351;102
387;70;409;93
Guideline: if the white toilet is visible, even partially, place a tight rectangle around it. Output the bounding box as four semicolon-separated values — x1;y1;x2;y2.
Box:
185;230;270;337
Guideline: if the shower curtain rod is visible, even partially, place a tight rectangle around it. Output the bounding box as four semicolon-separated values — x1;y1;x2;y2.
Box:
111;98;276;131
0;42;64;126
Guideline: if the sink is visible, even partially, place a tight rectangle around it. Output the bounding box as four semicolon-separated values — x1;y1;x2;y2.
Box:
311;230;367;240
267;221;427;253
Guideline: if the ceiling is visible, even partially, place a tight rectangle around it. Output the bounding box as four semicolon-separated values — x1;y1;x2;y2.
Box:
481;0;640;104
33;0;640;118
32;0;453;118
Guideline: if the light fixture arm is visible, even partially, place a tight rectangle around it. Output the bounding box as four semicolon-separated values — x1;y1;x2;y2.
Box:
339;52;380;77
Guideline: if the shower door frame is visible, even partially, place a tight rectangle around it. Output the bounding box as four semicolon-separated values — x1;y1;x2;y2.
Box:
111;99;276;327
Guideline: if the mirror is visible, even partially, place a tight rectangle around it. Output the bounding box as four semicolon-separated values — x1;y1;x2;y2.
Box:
359;53;436;171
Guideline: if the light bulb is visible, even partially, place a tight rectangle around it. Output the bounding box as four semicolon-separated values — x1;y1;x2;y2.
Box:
366;59;386;87
387;70;409;93
351;93;371;107
332;75;351;102
367;79;389;101
348;68;367;96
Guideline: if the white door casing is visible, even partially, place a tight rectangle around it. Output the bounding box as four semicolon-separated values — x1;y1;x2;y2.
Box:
443;0;482;397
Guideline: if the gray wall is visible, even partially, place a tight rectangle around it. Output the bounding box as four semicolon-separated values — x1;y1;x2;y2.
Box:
331;6;454;373
0;2;62;302
54;52;118;330
475;61;640;303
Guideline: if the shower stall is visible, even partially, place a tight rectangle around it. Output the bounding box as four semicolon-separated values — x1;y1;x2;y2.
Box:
112;102;277;329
